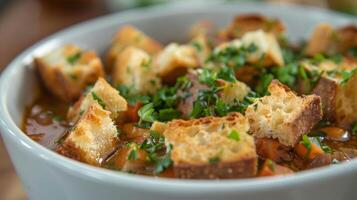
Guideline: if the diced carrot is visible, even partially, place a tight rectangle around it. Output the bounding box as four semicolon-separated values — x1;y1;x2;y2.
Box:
127;102;142;122
259;160;294;177
255;138;292;163
295;143;324;160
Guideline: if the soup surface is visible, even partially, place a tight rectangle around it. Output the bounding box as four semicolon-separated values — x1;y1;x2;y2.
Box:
23;14;357;179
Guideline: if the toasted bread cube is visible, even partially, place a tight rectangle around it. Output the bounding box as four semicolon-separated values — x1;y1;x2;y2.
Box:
245;80;322;146
107;25;163;68
112;46;161;94
216;79;251;104
305;24;357;56
34;44;105;102
67;78;127;122
219;14;285;40
163;113;257;179
154;43;200;84
58;103;119;166
307;58;357;127
190;34;212;66
216;30;284;67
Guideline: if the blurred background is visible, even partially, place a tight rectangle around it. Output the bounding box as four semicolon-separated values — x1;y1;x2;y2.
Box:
0;0;356;199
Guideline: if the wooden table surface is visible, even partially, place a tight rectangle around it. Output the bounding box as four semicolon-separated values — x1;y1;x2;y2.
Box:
0;1;107;199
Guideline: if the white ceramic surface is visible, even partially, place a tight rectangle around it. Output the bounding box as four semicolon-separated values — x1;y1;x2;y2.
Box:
0;2;357;200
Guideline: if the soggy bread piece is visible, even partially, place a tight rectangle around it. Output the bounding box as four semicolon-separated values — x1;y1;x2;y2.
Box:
154;43;200;84
219;14;285;40
305;24;357;56
245;80;322;146
163;113;257;179
58;103;119;166
34;44;105;102
305;58;357;127
67;78;127;122
215;30;284;67
112;46;161;94
107;25;163;69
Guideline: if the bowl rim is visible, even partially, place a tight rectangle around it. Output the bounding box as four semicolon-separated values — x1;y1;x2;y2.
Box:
0;1;356;193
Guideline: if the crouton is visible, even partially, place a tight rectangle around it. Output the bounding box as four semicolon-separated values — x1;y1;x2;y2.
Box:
58;103;119;166
215;30;284;67
305;58;357;127
245;80;322;146
34;44;105;102
188;20;214;39
107;25;163;69
163;113;257;179
216;79;251;104
190;34;211;66
112;46;161;94
154;43;200;84
219;14;285;40
305;24;357;56
67;78;127;122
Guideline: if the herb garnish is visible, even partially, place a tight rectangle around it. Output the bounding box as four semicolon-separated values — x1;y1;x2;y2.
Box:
351;121;357;136
67;52;82;65
91;92;106;109
227;129;240;141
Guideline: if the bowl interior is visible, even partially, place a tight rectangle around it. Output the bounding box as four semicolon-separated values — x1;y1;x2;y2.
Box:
1;2;356;183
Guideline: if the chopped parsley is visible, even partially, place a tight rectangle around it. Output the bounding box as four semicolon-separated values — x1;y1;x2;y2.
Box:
127;145;139;160
208;156;220;164
340;68;357;85
207;43;257;70
227;129;240;141
255;73;273;96
300;135;312;157
351;121;357;136
67;52;82;65
191;41;202;52
140;131;172;174
91;92;106;109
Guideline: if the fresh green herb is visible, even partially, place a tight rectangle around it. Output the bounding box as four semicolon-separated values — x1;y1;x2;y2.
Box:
228;129;240;141
141;58;152;70
314;137;332;153
127;148;139;160
91;92;106;109
67;52;82;65
340;68;357;85
52;115;62;122
300;135;312;158
191;41;202;52
207;43;257;70
255;73;273;96
266;159;276;171
298;65;308;80
217;65;237;82
351;121;357;136
348;46;357;57
158;108;181;121
198;68;217;87
208;156;220;164
154;144;172;174
117;84;151;106
138;103;156;124
69;74;78;80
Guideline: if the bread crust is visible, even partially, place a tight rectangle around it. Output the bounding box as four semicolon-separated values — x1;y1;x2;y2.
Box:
107;25;163;69
174;157;257;179
164;113;257;179
67;78;128;122
219;14;285;40
58;103;119;166
35;45;105;102
246;80;322;146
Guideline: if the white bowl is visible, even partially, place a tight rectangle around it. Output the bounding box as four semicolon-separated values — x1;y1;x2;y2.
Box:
0;2;356;200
